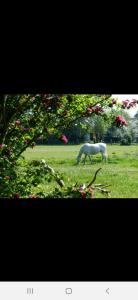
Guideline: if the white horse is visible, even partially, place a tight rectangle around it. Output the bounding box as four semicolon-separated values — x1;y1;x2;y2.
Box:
76;143;107;164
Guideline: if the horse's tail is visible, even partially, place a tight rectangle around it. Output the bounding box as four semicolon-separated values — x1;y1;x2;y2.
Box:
76;146;84;163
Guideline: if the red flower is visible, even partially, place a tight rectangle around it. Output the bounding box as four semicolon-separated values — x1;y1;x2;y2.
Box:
94;106;104;114
80;191;86;198
87;105;104;114
122;99;137;109
122;100;130;108
87;107;93;113
13;193;20;198
15;120;21;125
24;139;30;144
115;115;123;122
122;119;128;125
129;102;136;107
59;134;68;144
115;115;128;127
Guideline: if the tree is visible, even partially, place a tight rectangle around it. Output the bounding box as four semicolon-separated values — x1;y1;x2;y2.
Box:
104;108;134;143
81;114;112;143
132;111;138;142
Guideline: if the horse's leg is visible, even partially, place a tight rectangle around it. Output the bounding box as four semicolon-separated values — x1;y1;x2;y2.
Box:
102;152;107;162
83;154;87;164
81;155;85;163
88;155;92;164
81;154;84;163
82;154;87;164
101;151;106;161
104;153;107;162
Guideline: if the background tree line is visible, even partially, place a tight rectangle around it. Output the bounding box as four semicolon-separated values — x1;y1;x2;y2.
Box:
37;109;138;146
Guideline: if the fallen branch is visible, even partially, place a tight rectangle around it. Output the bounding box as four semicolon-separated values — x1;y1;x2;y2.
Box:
41;159;65;187
86;168;102;188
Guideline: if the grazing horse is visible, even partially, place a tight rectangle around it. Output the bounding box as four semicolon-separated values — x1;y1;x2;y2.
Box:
76;143;107;164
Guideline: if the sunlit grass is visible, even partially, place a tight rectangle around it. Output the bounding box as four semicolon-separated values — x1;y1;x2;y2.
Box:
23;144;138;198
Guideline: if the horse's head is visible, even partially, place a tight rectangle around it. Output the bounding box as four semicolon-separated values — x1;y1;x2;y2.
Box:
76;155;81;164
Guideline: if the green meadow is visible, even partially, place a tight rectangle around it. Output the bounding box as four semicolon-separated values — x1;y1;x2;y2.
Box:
23;144;138;198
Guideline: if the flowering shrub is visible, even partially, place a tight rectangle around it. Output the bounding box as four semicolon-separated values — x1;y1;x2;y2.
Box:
0;158;65;198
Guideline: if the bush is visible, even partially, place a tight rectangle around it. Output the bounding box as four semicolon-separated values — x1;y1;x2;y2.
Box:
120;134;132;145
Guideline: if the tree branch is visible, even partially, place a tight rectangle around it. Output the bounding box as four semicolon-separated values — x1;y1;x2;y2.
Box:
1;96;33;144
86;168;102;188
54;98;110;130
15;120;50;160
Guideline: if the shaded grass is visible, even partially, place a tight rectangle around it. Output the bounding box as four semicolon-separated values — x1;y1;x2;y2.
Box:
23;144;138;198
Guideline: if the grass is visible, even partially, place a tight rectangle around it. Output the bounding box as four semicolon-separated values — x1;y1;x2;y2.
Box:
23;144;138;198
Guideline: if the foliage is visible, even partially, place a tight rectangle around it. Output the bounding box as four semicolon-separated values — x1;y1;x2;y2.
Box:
41;166;111;199
104;109;133;143
120;134;132;145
